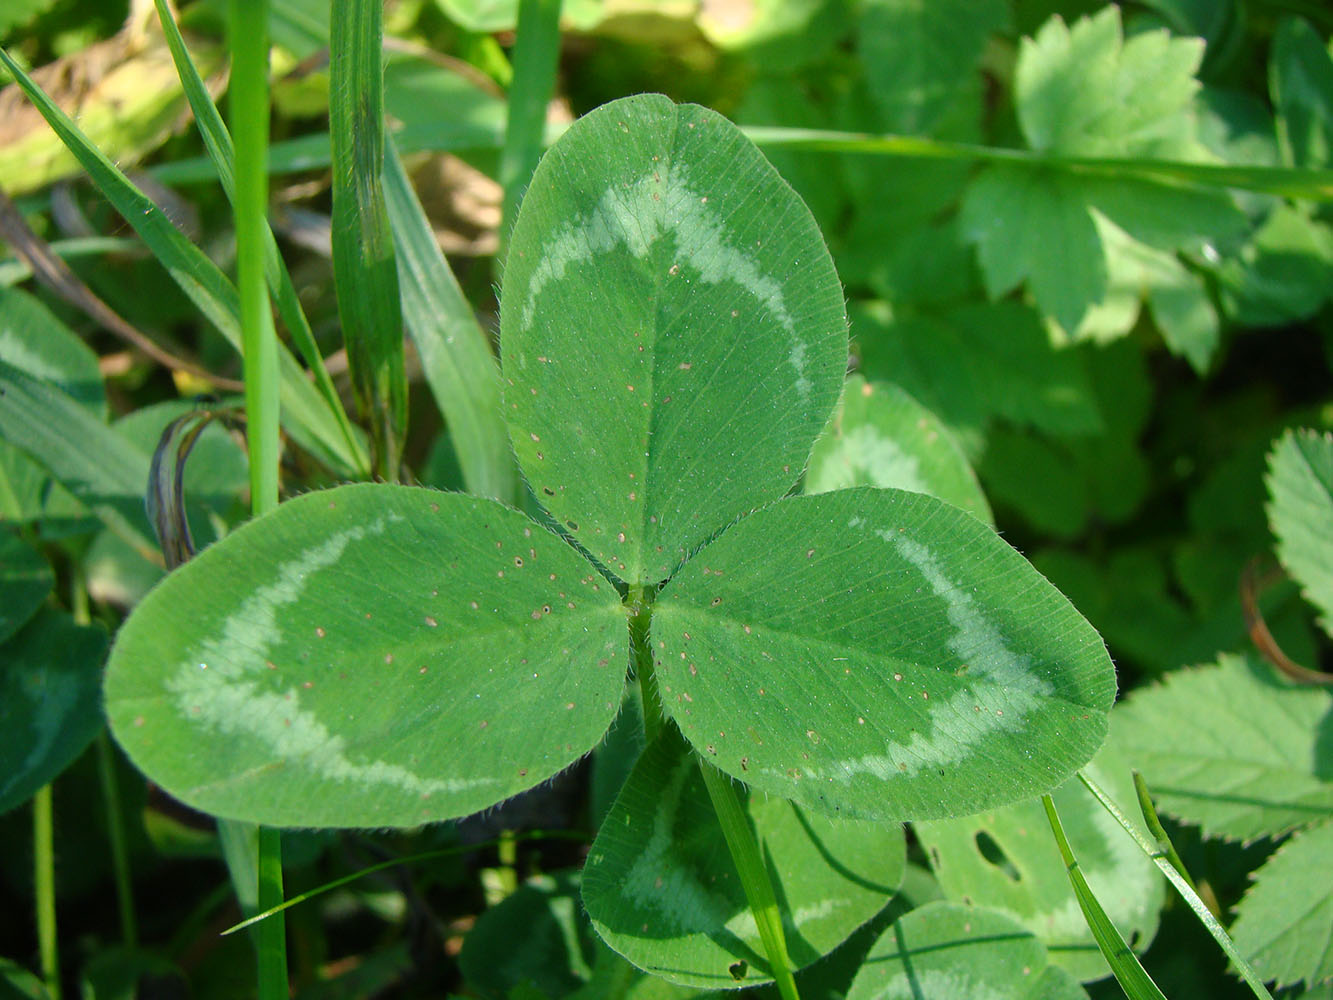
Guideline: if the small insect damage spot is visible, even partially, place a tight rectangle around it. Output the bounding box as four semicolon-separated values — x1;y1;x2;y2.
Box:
315;627;326;638
424;616;438;627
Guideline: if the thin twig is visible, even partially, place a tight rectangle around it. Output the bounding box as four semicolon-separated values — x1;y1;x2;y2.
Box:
1240;556;1333;685
0;185;245;391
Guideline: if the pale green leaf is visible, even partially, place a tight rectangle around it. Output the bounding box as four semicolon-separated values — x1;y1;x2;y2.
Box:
1267;429;1333;633
845;901;1089;1000
806;376;993;526
104;484;626;827
583;729;904;988
1017;7;1205;159
1214;204;1333;326
653;488;1116;822
1111;654;1333;842
0;531;51;645
501;94;847;585
858;0;1009;136
1231;821;1333;990
0;608;107;814
915;744;1164;982
1272;17;1333;169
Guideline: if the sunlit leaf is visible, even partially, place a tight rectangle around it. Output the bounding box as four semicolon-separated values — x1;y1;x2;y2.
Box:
653;488;1116;822
1267;428;1333;634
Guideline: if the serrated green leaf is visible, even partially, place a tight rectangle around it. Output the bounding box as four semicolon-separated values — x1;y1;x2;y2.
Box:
1231;821;1333;990
500;94;847;586
806;376;993;526
0;608;106;815
855;301;1102;438
0;531;52;645
916;744;1164;982
1267;429;1333;633
845;901;1090;1000
1111;654;1333;842
583;729;904;988
104;484;626;827
653;488;1116;822
1272;17;1333;169
858;0;1009;136
1017;7;1205;159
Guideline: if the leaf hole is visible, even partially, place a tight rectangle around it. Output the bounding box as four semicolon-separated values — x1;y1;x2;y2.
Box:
975;832;1021;882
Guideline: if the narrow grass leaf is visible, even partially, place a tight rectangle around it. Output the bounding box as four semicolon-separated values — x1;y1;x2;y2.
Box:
1042;795;1167;1000
0;609;107;815
497;0;563;276
583;728;904;988
0;44;363;475
383;142;516;502
104;484;626;827
151;0;367;477
653;487;1116;822
502;95;848;585
1079;771;1276;1000
917;743;1164;982
329;0;407;480
846;901;1089;1000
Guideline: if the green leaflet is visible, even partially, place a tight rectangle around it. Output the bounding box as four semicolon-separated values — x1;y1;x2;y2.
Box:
0;531;52;646
500;94;848;586
653;488;1116;822
1267;429;1333;633
960;7;1246;335
583;729;904;988
1230;820;1333;990
845;901;1089;1000
0;608;107;815
806;375;993;526
1271;17;1333;169
916;744;1163;982
105;484;626;827
1111;654;1333;842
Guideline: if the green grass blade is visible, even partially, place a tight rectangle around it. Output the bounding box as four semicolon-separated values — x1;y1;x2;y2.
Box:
383;141;516;502
496;0;563;277
1133;770;1198;893
152;0;368;478
1079;771;1276;1000
329;0;407;481
1042;793;1167;1000
33;784;59;1000
226;3;289;994
0;44;361;476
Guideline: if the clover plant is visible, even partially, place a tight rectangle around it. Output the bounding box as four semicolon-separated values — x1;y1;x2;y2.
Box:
104;94;1116;986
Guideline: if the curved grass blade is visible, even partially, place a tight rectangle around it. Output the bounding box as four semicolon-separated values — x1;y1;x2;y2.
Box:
151;0;368;477
223;830;589;935
0;45;361;476
330;0;407;481
1042;793;1167;1000
384;141;516;502
147;408;236;570
497;0;563;277
1079;771;1276;1000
